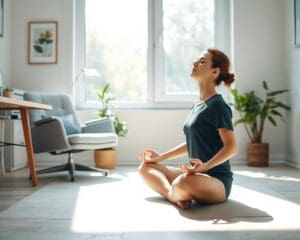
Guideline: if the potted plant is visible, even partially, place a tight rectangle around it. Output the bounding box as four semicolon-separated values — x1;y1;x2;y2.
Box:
93;84;128;169
3;87;14;98
229;81;291;167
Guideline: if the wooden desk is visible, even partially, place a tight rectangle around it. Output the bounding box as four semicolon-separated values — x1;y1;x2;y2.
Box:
0;96;52;186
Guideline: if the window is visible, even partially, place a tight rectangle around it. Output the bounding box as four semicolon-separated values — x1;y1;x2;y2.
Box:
75;0;231;109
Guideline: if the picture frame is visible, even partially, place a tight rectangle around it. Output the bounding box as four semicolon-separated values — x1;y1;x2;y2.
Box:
28;21;58;64
295;0;300;47
0;0;3;38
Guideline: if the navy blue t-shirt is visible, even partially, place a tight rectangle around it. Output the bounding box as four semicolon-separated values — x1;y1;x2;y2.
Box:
183;93;234;175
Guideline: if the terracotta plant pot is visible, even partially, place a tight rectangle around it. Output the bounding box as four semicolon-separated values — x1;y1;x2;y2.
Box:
3;90;13;98
247;143;269;167
94;148;116;169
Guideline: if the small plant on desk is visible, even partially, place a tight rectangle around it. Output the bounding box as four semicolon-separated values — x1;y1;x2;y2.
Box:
3;88;14;98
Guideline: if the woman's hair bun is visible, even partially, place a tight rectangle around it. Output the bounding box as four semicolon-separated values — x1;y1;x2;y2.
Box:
224;73;235;87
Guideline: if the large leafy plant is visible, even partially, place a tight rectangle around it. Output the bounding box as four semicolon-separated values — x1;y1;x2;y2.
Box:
95;84;128;137
229;81;291;143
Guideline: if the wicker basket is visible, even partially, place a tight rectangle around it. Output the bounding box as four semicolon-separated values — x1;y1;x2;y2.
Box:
247;143;269;167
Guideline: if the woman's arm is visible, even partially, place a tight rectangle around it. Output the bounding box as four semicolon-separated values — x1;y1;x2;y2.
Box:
160;142;188;161
205;128;237;170
138;142;188;163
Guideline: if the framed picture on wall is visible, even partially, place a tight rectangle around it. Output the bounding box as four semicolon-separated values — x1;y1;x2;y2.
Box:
28;21;58;64
295;0;300;47
0;0;3;37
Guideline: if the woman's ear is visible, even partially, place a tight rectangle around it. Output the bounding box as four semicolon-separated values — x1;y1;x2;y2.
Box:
211;68;220;78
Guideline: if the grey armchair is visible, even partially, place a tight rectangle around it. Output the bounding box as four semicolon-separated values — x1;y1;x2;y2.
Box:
23;92;118;181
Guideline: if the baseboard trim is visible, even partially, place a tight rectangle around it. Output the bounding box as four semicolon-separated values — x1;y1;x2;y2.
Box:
35;154;291;168
116;154;287;166
283;153;300;168
285;159;300;168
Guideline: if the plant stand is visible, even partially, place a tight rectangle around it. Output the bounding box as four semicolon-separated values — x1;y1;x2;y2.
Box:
247;143;269;167
94;148;116;169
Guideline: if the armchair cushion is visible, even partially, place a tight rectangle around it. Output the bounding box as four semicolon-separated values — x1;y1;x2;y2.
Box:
68;133;117;144
59;114;81;135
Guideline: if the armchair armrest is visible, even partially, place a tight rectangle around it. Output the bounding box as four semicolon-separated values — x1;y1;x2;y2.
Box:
82;118;115;133
33;116;60;126
31;117;71;153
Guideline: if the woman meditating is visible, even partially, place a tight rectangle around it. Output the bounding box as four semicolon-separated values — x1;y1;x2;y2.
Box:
138;48;237;209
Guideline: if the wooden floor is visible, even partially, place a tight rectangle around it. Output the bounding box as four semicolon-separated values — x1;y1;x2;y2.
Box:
0;163;300;239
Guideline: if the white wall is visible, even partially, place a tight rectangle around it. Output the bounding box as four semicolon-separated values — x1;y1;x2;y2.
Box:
285;0;300;168
0;0;11;88
10;0;73;92
5;0;290;166
232;0;288;164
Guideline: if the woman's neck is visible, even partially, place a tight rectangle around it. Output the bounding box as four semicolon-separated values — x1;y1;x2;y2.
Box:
198;83;217;102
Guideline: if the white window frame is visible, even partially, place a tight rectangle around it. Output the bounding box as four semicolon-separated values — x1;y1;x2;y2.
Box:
74;0;233;110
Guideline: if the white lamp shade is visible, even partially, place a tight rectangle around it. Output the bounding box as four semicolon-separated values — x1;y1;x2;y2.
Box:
82;68;101;78
70;68;101;93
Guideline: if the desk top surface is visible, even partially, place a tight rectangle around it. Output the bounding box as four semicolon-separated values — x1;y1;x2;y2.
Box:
0;96;52;110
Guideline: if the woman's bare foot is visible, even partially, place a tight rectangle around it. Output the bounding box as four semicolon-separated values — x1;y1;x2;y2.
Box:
166;194;192;209
177;200;192;209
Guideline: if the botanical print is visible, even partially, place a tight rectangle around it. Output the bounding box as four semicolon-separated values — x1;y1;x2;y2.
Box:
32;28;54;57
28;21;58;64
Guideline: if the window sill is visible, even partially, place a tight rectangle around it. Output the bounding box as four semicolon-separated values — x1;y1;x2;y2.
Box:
75;101;195;111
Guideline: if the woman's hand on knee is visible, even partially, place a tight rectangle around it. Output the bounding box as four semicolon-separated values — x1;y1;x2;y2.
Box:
138;149;163;163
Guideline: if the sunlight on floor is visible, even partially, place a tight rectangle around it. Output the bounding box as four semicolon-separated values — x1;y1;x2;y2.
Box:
70;173;300;233
234;170;300;182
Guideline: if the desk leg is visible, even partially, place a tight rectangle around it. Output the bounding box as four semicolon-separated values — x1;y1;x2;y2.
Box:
0;119;5;175
20;108;37;187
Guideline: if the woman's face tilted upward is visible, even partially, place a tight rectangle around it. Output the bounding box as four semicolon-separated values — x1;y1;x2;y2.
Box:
191;51;220;85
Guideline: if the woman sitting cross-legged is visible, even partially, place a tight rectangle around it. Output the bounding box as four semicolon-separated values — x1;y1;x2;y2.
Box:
138;48;238;209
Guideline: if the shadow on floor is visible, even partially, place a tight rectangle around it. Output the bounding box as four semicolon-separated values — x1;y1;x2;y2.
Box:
146;196;273;223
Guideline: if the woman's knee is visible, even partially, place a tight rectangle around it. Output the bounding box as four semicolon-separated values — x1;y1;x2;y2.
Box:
171;174;192;197
172;174;189;188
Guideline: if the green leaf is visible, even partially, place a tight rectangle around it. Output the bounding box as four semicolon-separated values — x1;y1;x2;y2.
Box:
113;116;128;137
103;84;110;95
268;116;277;126
97;84;110;101
97;92;103;100
271;109;285;121
230;89;238;97
277;102;291;111
45;39;53;44
263;80;268;90
33;45;43;53
233;118;245;126
267;89;289;97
